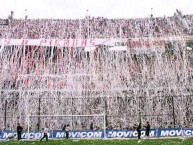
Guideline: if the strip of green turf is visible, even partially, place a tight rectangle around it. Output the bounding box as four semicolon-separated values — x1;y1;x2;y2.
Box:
0;138;193;145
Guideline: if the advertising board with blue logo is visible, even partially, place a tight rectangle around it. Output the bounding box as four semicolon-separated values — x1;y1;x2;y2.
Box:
0;128;192;140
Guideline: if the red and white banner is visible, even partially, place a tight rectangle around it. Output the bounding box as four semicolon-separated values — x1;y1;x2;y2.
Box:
0;39;96;47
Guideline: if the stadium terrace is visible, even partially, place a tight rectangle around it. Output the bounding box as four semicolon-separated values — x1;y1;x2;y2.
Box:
0;10;193;141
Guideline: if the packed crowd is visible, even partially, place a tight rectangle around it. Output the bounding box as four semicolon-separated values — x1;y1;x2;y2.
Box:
0;10;193;39
0;10;193;131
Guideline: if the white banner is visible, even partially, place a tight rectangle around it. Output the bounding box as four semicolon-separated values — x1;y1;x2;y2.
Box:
0;37;182;48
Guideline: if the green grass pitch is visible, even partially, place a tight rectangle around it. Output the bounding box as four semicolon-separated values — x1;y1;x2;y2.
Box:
1;138;193;145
